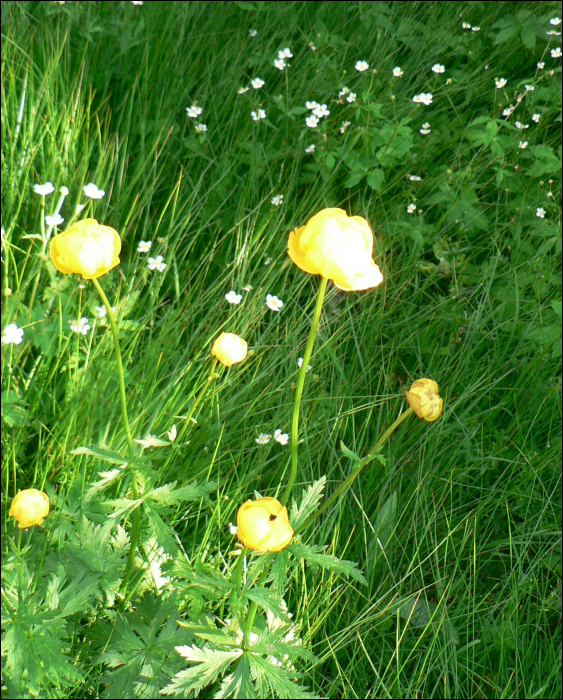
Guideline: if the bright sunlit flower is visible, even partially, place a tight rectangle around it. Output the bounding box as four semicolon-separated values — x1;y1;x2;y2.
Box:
524;84;535;91
355;60;369;72
2;324;24;345
45;213;64;227
472;26;481;31
462;22;471;29
406;378;443;421
212;332;248;367
271;194;284;206
537;61;545;69
9;489;49;529
95;305;116;319
346;91;357;103
432;64;445;73
297;357;311;371
536;207;546;218
236;496;293;552
60;186;69;196
309;42;316;51
338;87;350;98
249;28;258;37
409;175;422;181
274;58;286;70
148;255;167;272
256;433;271;445
225;290;242;304
413;93;433;105
420;122;431;134
83;183;105;199
306;115;319;128
502;106;514;116
306;100;320;110
550;17;562;25
137;240;152;253
237;86;249;94
195;123;208;134
34;182;55;196
288;208;383;291
251;77;265;89
69;317;91;335
186;105;203;118
312;104;330;118
393;66;403;77
515;121;529;129
132;1;144;4
340;120;351;134
266;294;284;311
519;141;528;149
278;48;293;59
551;47;562;58
274;429;289;445
305;144;316;153
532;113;541;122
407;203;417;214
251;109;266;121
50;218;121;279
495;78;507;88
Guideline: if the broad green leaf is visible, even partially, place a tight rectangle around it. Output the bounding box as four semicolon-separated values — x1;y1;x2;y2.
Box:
70;445;127;464
287;543;366;584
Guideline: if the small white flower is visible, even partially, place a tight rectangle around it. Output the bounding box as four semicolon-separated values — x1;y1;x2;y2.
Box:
83;183;105;199
274;58;286;70
409;175;422;181
346;92;357;103
266;294;283;311
306;100;320;110
297;357;311;372
69;317;91;335
45;213;64;227
519;141;528;149
472;26;481;32
137;240;152;253
306;115;319;128
462;22;471;29
2;323;24;345
550;17;562;26
271;194;284;206
249;28;258;37
532;113;541;123
237;86;249;94
34;182;55;196
60;186;69;196
420;122;431;134
546;30;561;36
229;523;238;535
495;78;507;89
355;60;369;72
305;144;316;153
551;47;562;58
537;61;545;69
242;285;253;292
309;43;316;51
167;424;177;442
225;290;242;304
274;429;289;445
502;106;514;116
256;433;271;445
432;64;445;74
278;48;293;59
524;84;535;91
536;207;546;218
251;77;265;89
393;66;403;77
407;203;417;214
95;305;116;319
412;92;433;105
251;109;266;121
195;123;208;134
75;203;86;215
132;1;144;4
312;104;330;118
515;121;529;129
338;87;350;98
340;120;351;134
186;105;203;118
148;255;167;272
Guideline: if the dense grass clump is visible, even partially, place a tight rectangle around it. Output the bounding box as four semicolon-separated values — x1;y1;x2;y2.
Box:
1;1;561;698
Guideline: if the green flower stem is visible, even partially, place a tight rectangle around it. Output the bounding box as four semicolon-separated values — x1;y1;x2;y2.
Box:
182;359;219;435
242;565;270;650
92;278;140;599
281;276;329;506
16;529;23;602
297;407;414;533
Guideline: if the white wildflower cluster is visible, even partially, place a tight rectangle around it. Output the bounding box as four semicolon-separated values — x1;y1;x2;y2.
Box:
186;104;207;134
251;108;266;121
266;294;283;311
412;93;433;105
420;122;431;134
305;144;315;153
69;318;91;335
148;255;167;272
83;183;105;199
304;100;329;128
2;324;24;345
340;120;351;134
297;357;311;372
271;194;284;207
338;87;356;103
432;64;446;74
274;47;293;71
256;429;289;445
225;290;242;305
407;203;417;214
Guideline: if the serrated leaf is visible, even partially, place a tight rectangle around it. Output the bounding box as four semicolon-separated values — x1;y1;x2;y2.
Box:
162;646;242;695
86;464;127;499
287;543;366;584
70;445;127;464
245;588;292;623
215;654;257;698
290;476;326;529
248;654;319;699
134;436;170;448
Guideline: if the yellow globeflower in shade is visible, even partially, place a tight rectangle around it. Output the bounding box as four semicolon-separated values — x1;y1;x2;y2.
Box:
9;489;50;529
50;218;121;280
287;207;383;291
406;378;443;422
236;497;294;552
211;332;248;367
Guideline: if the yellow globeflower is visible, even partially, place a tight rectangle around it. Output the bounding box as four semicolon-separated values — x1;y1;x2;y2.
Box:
50;218;121;280
236;496;294;552
287;207;383;291
406;378;443;422
9;489;50;529
211;332;248;367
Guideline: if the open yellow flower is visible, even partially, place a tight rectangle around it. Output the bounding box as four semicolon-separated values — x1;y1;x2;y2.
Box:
50;218;121;279
236;496;294;552
287;208;383;291
406;378;443;422
9;489;50;529
211;332;248;367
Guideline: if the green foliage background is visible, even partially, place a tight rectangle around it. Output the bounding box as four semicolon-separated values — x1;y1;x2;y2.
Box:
1;1;561;698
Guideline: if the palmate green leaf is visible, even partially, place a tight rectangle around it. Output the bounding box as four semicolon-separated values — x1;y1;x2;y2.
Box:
86;463;128;499
249;654;319;699
162;645;243;696
290;476;326;529
287;543;366;585
143;480;217;507
215;654;257;699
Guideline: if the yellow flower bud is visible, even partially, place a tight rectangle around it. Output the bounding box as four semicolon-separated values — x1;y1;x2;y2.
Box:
287;208;383;291
211;332;248;367
406;379;443;422
50;218;121;280
9;489;50;529
236;496;294;552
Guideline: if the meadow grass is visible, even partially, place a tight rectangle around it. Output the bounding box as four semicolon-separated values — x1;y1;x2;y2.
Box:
1;1;561;698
